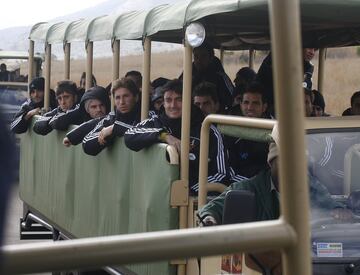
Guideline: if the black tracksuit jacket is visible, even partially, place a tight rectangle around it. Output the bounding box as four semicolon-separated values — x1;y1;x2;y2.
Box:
10;99;44;134
82;104;141;156
124;107;229;195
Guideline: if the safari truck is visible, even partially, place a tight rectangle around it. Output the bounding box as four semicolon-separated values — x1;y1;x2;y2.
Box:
0;51;43;124
2;0;360;274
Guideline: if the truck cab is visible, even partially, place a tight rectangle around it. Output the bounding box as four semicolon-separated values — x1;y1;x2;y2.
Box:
0;50;43;125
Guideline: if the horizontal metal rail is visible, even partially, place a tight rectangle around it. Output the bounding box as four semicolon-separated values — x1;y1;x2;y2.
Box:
198;115;275;207
1;219;296;274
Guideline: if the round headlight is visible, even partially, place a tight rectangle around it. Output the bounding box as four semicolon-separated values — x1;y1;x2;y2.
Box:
185;22;206;48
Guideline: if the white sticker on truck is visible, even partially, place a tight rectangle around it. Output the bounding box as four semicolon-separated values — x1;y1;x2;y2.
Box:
316;243;343;257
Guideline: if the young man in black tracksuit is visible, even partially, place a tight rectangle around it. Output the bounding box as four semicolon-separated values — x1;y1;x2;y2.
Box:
82;77;141;156
225;82;271;183
124;79;229;195
33;80;79;135
10;77;57;134
62;86;111;147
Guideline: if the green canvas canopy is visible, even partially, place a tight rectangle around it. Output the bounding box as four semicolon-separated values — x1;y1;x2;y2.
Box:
28;0;360;49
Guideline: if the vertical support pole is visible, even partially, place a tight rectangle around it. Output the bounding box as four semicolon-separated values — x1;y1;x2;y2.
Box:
249;49;255;69
64;43;71;80
112;39;120;81
141;37;151;120
86;41;94;90
111;39;120;108
28;40;35;90
176;41;193;275
219;48;224;65
269;0;311;275
44;43;52;112
318;48;326;93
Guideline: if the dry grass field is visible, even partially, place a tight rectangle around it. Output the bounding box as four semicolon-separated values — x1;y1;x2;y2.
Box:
48;48;360;116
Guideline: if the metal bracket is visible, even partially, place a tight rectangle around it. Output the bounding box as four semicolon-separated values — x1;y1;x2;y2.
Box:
171;180;189;206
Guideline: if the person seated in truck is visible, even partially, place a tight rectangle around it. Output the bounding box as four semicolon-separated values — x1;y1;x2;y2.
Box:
193;81;220;116
224;82;270;182
150;86;164;115
82;77;141;156
33;80;78;135
0;63;10;81
51;85;109;133
342;91;360;116
232;66;256;107
125;70;142;91
311;89;329;117
198;124;352;275
124;79;230;195
10;77;57;134
304;88;315;117
62;86;111;147
179;42;234;112
149;77;169;115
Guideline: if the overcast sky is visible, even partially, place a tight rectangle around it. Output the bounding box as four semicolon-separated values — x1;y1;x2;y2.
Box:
1;0;108;30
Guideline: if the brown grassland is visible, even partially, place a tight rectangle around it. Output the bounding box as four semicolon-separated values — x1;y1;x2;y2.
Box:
49;48;360;116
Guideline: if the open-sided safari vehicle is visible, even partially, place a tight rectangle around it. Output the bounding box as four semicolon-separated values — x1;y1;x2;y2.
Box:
3;0;360;274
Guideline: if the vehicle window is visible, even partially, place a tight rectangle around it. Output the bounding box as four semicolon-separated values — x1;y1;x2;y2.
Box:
307;131;360;195
0;86;28;124
307;131;360;259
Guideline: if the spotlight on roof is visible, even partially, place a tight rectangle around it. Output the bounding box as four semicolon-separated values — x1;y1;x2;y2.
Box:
185;22;206;48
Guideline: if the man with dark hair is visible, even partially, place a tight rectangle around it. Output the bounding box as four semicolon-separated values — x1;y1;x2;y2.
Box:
125;79;229;195
256;48;316;115
312;89;328;117
62;86;111;147
64;86;110;125
150;86;164;114
233;67;257;106
82;77;141;156
11;77;57;134
180;42;234;112
225;82;270;182
193;81;220;116
33;80;78;135
0;63;10;81
342;91;360;116
304;88;314;117
125;70;142;90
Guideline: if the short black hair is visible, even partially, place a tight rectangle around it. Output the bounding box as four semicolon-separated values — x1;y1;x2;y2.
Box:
56;80;78;97
111;77;140;97
162;79;183;96
236;67;256;83
351;91;360;106
193;81;218;103
125;70;142;89
243;82;267;103
312;89;325;111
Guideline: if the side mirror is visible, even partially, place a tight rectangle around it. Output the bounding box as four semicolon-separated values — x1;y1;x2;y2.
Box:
222;190;257;224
